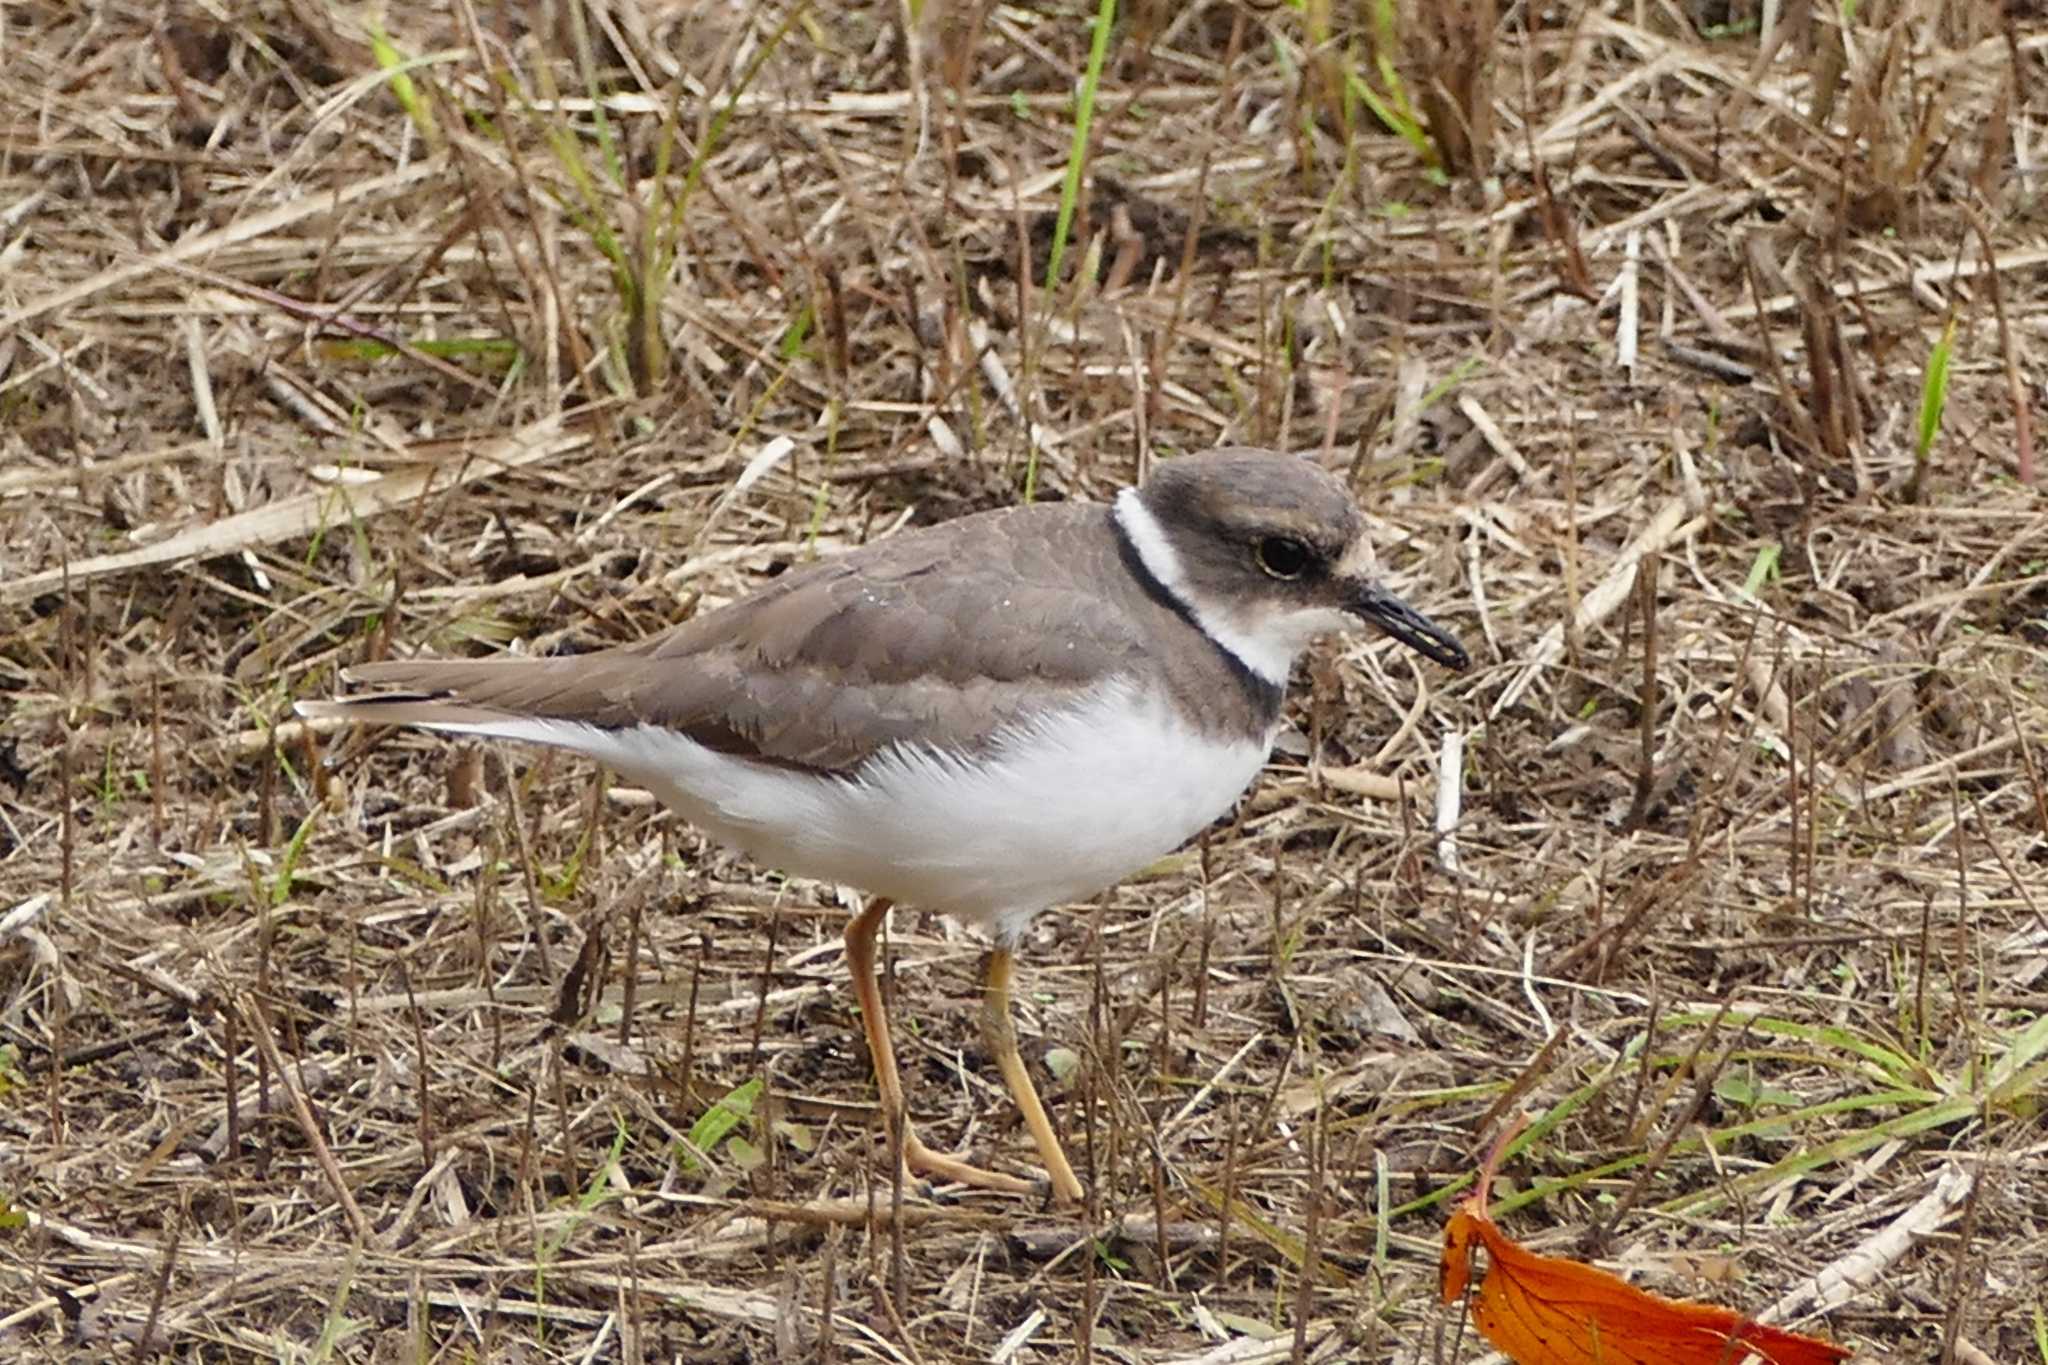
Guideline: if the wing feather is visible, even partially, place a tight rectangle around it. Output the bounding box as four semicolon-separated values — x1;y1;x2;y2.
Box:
307;504;1156;775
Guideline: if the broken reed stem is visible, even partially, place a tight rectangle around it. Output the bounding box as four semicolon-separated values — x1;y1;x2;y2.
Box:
678;935;706;1110
552;1051;579;1204
1806;652;1822;917
1965;202;2034;484
817;1225;840;1365
1215;1096;1240;1293
750;898;782;1072
1149;1121;1174;1291
401;964;434;1167
1625;551;1661;829
1290;1101;1328;1364
618;865;646;1047
1787;645;1802;911
149;672;164;845
138;1202;181;1357
1916;891;1935;1060
223;1007;241;1162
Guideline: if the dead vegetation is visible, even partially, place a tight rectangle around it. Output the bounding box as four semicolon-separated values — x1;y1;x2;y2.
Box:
1;1;2044;1361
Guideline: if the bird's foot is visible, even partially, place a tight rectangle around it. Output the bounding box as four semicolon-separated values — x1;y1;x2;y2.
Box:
897;1131;1046;1199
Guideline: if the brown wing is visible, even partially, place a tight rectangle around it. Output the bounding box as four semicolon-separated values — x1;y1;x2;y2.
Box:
312;502;1165;775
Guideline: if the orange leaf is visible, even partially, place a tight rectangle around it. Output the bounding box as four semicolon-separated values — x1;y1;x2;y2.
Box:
1440;1125;1851;1365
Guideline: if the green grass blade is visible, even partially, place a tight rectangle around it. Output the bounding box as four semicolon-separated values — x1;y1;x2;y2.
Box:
1041;0;1119;293
1741;542;1781;599
367;25;441;149
1917;317;1957;463
682;1077;762;1171
271;806;320;906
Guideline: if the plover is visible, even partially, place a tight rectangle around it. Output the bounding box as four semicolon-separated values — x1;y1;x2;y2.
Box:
299;447;1469;1202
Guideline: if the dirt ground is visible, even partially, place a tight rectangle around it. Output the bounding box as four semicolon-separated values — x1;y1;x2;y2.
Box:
2;2;2044;1361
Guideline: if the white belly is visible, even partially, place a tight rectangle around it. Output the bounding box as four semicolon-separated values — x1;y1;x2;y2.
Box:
443;682;1270;941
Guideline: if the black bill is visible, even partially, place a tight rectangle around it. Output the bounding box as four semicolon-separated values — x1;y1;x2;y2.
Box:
1350;584;1470;671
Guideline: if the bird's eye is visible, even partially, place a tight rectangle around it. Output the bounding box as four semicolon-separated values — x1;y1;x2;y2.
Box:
1255;536;1313;580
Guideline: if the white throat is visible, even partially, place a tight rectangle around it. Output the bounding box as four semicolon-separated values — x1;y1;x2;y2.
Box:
1114;488;1349;688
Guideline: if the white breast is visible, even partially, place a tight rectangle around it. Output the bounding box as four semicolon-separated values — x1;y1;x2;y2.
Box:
428;681;1270;943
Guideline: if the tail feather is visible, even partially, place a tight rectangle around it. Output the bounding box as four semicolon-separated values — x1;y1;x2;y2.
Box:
294;694;515;730
299;655;553;732
296;654;643;732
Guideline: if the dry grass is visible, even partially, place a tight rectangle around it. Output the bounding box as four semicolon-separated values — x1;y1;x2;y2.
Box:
2;2;2045;1361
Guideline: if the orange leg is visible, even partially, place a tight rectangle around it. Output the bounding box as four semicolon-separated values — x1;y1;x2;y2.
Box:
981;945;1085;1205
843;899;1032;1195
